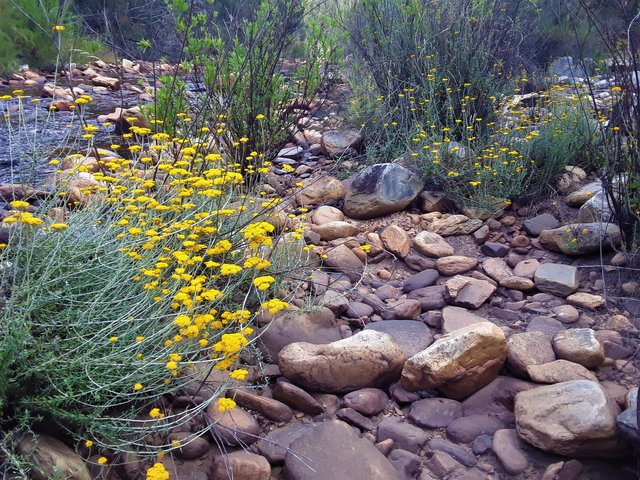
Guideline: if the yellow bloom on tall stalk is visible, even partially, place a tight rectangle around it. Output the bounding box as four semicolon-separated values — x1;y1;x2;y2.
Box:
218;398;236;412
52;25;66;31
146;463;170;480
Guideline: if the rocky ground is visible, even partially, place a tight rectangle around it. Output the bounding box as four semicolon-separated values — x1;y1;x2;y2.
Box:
2;59;640;480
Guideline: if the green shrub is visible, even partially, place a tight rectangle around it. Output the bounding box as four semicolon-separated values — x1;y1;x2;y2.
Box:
0;0;100;73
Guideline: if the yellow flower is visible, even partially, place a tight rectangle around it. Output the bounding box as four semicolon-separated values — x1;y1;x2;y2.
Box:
229;369;249;381
9;200;30;211
256;114;265;120
146;463;170;480
133;383;143;391
253;275;275;290
52;25;66;31
219;264;242;276
261;298;289;315
149;407;163;418
218;398;236;412
50;223;68;230
84;440;93;448
97;457;107;465
108;336;118;343
359;244;372;253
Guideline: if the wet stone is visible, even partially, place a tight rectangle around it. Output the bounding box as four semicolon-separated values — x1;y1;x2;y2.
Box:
447;415;506;443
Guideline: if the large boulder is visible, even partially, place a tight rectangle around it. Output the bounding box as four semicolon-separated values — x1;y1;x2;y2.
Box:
539;223;622;255
285;420;401;480
343;163;423;219
278;330;407;393
515;380;625;457
401;322;507;399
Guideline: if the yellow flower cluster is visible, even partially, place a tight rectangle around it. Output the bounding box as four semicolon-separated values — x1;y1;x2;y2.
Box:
146;463;170;480
218;398;237;412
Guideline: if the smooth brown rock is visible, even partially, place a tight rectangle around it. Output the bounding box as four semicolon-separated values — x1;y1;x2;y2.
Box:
323;244;364;281
413;231;454;258
312;205;344;225
212;451;271;480
513;258;539;278
286;420;401;480
482;258;512;282
539;223;622;255
381;224;411;257
445;276;497;309
228;389;293;423
552;328;605;368
258;307;341;361
272;380;324;415
492;429;530;475
515;380;624;457
296;176;346;206
441;306;485;334
436;256;479;276
526;360;598;383
278;330;407;393
206;401;261;446
401;322;508;399
168;433;210;459
18;433;91;480
426;215;483;236
343;388;389;416
500;276;535;291
551;304;580;323
311;221;358;241
380;298;422;320
506;332;556;379
566;292;605;310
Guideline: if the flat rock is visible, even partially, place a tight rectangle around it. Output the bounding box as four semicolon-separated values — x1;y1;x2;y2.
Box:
566;292;605;310
211;451;271;480
285;420;401;480
492;429;530;474
365;320;434;357
534;263;579;297
552;328;605;368
311;221;358;241
506;332;556;379
407;284;447;310
523;214;560;236
408;398;464;428
377;417;429;454
426;215;483;236
539;223;622;255
343;163;423;219
461;376;537;419
228;389;292;423
401;322;507;399
500;275;535;291
513;259;539;278
551;304;580;323
436;256;479;276
413;231;454;257
380;298;422;320
441;306;486;334
255;423;315;464
445;275;497;309
515;380;624;457
527;359;598;383
447;414;507;443
482;258;512;282
428;438;477;467
278;330;406;393
526;316;567;337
